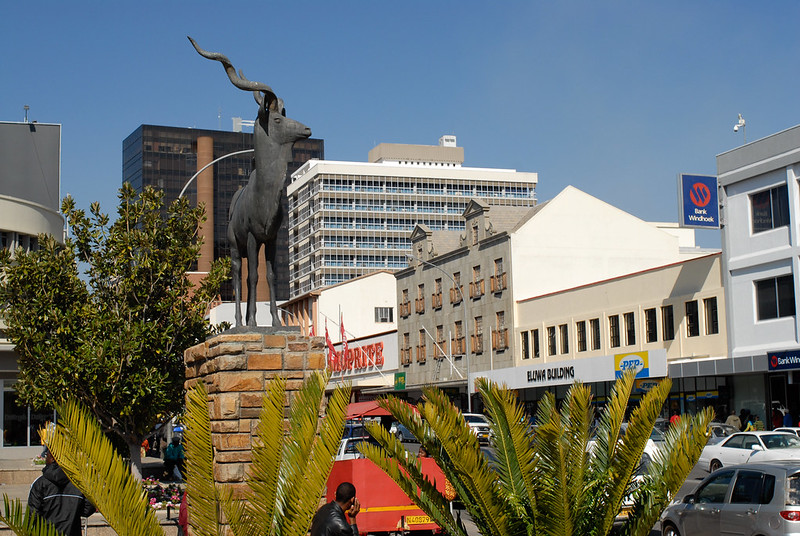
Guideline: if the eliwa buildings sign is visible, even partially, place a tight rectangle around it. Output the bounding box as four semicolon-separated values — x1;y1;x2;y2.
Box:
471;350;667;391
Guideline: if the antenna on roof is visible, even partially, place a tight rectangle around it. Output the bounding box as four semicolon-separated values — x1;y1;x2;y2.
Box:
23;105;29;123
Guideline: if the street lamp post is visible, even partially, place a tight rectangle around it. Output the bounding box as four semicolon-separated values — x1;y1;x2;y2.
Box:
406;254;472;412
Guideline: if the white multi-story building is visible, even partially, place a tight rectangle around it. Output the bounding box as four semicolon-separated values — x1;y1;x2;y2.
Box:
718;123;800;424
0;121;64;455
286;137;538;299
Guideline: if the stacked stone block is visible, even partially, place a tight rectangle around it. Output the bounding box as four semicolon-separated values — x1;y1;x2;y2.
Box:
184;328;325;496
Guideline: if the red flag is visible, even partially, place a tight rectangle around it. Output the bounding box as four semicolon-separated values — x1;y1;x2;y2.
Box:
325;322;337;369
340;314;349;369
309;324;315;337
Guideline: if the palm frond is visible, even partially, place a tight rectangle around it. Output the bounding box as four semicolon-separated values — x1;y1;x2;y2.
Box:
246;375;288;536
619;406;713;536
531;390;574;536
476;377;537;534
279;372;350;536
591;375;671;536
184;382;222;536
0;496;61;536
43;399;163;536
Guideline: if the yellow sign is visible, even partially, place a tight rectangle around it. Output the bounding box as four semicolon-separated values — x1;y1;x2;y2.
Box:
614;351;649;379
406;516;431;525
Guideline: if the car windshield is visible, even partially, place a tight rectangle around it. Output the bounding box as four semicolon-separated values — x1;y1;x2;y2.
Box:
464;415;488;424
762;434;800;449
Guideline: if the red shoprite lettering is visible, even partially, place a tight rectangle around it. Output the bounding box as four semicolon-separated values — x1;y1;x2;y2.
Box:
330;342;385;372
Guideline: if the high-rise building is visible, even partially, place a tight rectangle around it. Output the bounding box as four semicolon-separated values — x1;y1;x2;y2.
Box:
286;136;538;299
123;124;324;301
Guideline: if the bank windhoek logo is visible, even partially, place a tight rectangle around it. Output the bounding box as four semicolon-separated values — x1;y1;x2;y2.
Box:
689;182;711;207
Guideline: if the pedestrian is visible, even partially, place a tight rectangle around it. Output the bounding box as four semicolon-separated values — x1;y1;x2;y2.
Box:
739;409;750;431
772;408;783;430
164;437;185;481
784;410;794;428
725;410;741;430
418;447;428;458
669;410;680;427
178;491;189;536
28;448;95;536
744;415;756;432
754;414;765;431
310;482;360;536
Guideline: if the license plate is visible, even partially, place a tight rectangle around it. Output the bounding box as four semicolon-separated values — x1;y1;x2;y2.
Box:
406;515;431;525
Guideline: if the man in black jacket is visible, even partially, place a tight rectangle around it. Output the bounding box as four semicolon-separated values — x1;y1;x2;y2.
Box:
310;482;360;536
28;448;95;536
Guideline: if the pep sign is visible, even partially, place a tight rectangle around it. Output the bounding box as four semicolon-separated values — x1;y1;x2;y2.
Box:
615;351;650;379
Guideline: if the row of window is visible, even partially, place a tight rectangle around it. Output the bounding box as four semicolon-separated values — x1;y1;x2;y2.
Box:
400;311;508;364
400;259;507;317
520;298;720;359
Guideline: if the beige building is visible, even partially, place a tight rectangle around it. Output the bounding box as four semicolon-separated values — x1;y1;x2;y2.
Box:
396;186;714;410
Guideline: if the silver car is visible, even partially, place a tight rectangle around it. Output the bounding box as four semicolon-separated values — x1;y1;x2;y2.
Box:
661;461;800;536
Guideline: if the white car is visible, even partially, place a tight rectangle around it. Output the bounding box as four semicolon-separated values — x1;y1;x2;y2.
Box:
698;431;800;472
335;436;379;461
463;413;491;444
774;426;800;438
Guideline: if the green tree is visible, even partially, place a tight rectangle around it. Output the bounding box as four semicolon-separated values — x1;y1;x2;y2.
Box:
360;371;713;536
0;184;229;478
0;371;349;536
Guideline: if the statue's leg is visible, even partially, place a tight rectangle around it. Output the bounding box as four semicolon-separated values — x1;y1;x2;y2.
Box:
265;240;281;326
246;233;259;327
230;237;243;328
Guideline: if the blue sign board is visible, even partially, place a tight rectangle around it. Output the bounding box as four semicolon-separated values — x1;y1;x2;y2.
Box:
768;350;800;371
679;174;719;229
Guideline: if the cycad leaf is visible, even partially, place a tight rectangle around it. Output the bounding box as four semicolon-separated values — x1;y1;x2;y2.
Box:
43;399;163;536
184;382;221;536
620;406;713;536
280;372;350;536
0;496;61;536
476;377;537;534
247;375;288;536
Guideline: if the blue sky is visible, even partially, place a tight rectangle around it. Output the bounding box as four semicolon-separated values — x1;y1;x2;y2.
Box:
3;2;799;248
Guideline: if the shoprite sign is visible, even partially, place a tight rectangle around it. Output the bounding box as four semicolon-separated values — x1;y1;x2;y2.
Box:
768;350;800;371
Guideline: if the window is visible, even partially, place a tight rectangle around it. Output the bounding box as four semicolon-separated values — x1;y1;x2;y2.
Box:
494;312;508;350
695;471;734;504
624;312;635;345
547;326;556;356
491;258;507;293
756;275;796;320
432;278;443;309
416;284;425;314
609;315;620;348
532;329;540;358
417;330;426;363
559;324;569;354
435;325;445;358
471;224;479;245
685;301;699;337
731;471;768;504
473;316;484;353
576;321;587;352
662;305;675;341
451;272;463;304
704;297;719;335
590;318;600;350
374;307;394;323
454;320;465;355
751;185;789;233
644;308;657;343
521;331;530;360
402;333;411;365
470;266;485;298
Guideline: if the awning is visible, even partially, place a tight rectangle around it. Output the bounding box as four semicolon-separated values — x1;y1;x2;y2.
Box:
345;400;392;419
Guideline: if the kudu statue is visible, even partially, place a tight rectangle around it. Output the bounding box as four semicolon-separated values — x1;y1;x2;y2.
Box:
190;37;311;327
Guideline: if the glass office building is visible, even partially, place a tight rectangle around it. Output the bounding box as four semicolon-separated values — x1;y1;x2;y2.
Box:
123;124;323;301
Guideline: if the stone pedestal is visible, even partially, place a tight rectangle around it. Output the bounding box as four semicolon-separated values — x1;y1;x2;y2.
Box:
184;328;325;492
